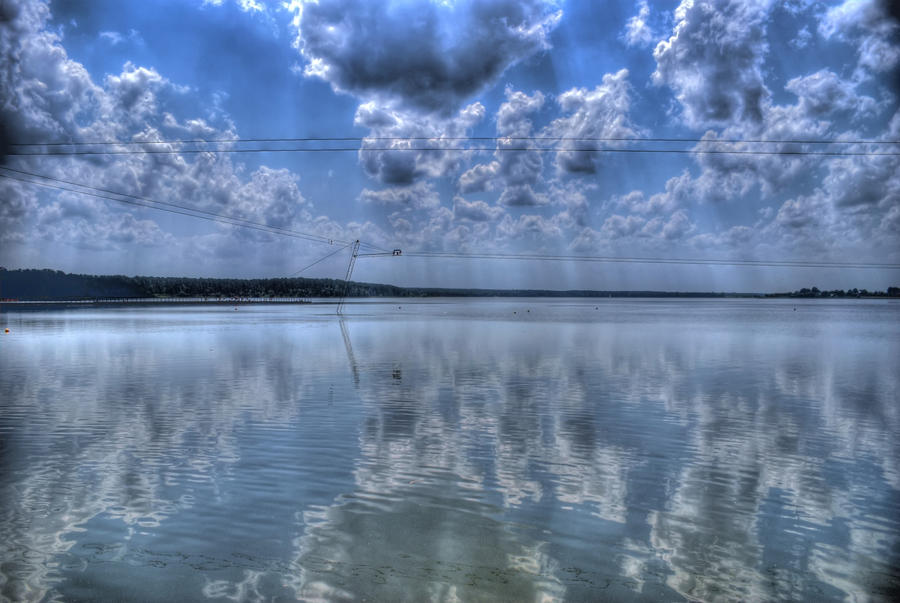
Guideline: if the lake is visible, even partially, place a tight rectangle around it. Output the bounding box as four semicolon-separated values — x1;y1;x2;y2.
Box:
1;298;898;602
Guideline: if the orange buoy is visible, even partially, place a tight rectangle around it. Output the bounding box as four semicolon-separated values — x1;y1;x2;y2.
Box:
4;328;8;333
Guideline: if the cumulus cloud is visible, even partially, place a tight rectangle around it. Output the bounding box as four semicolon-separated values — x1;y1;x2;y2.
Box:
819;152;900;209
734;108;900;258
3;0;897;278
496;213;563;243
684;63;885;208
35;202;175;251
1;3;97;145
359;181;440;210
600;213;645;239
773;194;822;230
623;0;654;47
161;113;220;139
594;209;694;243
285;0;561;113
545;69;638;174
453;196;504;222
546;181;593;229
203;0;265;12
790;25;813;49
638;65;878;218
819;0;900;74
458;161;500;194
458;88;547;206
497;88;546;137
653;0;771;129
356;101;485;185
234;166;308;229
498;184;548;207
643;0;880;217
104;62;187;120
0;179;37;243
99;29;143;46
99;30;124;45
661;209;694;239
613;187;679;216
784;69;877;118
0;0;359;267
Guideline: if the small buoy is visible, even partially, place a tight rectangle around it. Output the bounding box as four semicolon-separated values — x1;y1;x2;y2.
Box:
793;307;796;311
4;328;8;333
513;311;517;314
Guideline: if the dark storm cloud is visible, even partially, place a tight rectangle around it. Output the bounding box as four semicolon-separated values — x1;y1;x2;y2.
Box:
289;0;561;113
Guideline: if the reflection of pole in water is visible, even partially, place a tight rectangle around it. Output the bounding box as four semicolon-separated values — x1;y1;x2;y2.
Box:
339;318;360;388
336;240;360;315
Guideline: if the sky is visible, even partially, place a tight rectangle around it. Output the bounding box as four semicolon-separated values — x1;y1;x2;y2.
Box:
0;0;898;291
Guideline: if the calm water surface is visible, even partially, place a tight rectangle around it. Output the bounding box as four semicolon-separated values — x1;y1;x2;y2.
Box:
1;299;898;602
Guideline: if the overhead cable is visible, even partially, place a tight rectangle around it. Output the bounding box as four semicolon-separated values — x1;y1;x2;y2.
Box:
360;250;900;270
7;147;899;157
0;167;348;247
9;136;900;146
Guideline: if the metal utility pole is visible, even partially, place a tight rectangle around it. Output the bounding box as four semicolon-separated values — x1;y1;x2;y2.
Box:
336;240;360;314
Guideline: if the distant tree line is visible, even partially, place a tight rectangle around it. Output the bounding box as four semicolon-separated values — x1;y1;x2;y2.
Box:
0;268;406;300
767;286;900;298
1;268;898;301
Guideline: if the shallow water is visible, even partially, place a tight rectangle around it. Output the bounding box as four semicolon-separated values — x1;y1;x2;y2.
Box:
1;298;898;602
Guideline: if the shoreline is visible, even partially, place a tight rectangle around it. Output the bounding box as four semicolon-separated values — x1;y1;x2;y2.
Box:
2;295;898;309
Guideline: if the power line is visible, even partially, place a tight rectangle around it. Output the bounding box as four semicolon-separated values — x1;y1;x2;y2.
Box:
0;167;349;247
287;241;354;276
3;168;896;273
9;136;900;146
359;250;900;270
7;147;899;157
0;166;397;257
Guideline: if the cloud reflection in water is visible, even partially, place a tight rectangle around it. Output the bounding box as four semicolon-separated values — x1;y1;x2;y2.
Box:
0;301;897;601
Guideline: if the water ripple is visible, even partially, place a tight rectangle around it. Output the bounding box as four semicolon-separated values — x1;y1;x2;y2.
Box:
1;300;898;601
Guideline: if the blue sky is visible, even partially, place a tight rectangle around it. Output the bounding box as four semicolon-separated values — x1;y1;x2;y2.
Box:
1;0;898;291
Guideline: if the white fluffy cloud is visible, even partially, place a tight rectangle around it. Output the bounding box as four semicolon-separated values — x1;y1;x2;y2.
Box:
0;0;376;272
0;179;38;243
641;0;895;260
453;196;505;222
458;88;547;206
653;0;771;129
819;0;900;74
784;69;877;118
623;0;654;47
2;0;897;285
545;70;638;174
359;181;441;210
355;100;485;185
